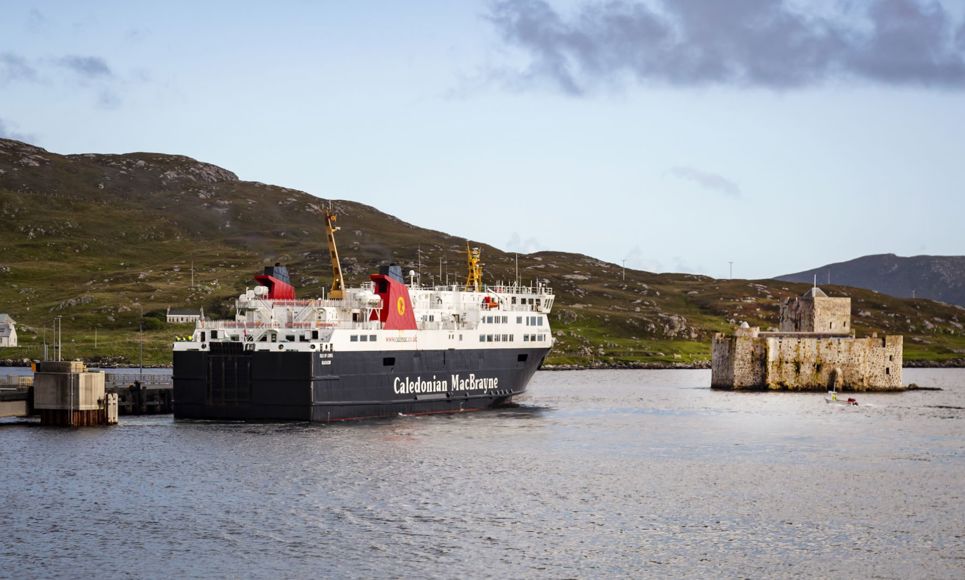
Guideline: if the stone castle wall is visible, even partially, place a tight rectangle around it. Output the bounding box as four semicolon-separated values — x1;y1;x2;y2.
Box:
712;332;903;391
711;333;766;388
764;334;902;390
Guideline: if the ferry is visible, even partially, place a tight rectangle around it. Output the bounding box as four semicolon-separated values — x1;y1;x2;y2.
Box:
172;213;555;421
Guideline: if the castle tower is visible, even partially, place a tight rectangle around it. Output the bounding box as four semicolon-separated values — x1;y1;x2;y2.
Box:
779;287;851;335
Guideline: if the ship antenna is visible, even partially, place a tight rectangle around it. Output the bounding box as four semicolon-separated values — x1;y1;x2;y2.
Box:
464;241;482;292
325;210;345;299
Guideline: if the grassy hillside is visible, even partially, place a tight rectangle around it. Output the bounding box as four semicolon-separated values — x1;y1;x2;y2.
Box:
2;138;963;367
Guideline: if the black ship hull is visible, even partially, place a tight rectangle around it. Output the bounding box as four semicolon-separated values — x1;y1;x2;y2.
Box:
173;345;548;422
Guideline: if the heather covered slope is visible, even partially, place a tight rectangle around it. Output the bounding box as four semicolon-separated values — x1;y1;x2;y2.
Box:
2;138;964;366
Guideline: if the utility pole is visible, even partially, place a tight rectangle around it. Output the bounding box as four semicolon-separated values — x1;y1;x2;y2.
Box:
516;253;520;288
622;259;626;281
729;261;734;280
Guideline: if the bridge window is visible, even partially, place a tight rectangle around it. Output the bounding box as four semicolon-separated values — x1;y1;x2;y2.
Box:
369;335;376;341
350;335;358;342
360;335;368;342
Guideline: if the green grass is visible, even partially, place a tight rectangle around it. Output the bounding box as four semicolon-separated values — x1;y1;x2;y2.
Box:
2;137;964;368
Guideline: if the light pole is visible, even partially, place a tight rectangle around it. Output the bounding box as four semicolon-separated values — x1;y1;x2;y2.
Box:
138;305;144;385
55;316;62;361
728;261;734;280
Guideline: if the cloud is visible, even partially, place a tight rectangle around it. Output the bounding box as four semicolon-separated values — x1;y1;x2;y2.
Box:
58;55;113;78
0;52;39;84
0;118;35;142
1;52;123;108
486;0;965;93
506;232;545;253
669;166;741;198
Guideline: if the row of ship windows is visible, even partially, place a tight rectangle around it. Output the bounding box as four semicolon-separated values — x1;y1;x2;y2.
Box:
208;330;320;342
483;315;544;326
484;315;510;324
350;334;378;342
479;334;546;342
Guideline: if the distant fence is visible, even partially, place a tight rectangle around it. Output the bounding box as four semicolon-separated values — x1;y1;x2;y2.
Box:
1;372;169;388
106;373;171;387
0;375;33;388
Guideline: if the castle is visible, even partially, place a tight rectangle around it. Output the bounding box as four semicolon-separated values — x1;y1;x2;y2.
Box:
711;287;903;391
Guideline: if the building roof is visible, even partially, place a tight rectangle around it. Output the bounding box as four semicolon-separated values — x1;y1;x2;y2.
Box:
802;287;828;299
168;308;203;316
0;313;14;323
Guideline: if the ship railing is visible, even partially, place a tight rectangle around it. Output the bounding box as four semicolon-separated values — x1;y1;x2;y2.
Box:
197;320;384;332
413;283;554;296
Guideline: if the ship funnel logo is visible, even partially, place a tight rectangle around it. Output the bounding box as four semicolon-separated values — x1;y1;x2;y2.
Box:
396;296;406;316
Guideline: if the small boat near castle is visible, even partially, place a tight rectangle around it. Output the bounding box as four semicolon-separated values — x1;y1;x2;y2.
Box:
172;212;555;422
825;388;859;406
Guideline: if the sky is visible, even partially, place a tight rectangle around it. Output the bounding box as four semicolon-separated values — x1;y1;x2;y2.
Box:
2;0;964;279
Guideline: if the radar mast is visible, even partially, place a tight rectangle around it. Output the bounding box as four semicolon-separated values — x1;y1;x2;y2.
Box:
464;242;482;292
325;211;345;299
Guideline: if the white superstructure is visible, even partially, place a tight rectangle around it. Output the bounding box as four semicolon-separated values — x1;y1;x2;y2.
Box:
173;281;554;355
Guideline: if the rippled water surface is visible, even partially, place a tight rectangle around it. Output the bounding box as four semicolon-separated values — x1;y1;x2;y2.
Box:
2;369;963;578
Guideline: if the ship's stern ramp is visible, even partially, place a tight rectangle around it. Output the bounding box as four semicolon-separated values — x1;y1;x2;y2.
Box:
174;344;314;421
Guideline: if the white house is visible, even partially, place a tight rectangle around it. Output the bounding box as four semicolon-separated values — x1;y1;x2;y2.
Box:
0;313;17;347
166;307;204;324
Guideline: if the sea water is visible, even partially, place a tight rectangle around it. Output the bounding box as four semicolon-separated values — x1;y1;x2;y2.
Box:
1;369;962;578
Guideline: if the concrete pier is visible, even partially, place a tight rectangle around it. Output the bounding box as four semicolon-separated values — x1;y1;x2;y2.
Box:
2;368;179;422
33;361;118;426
